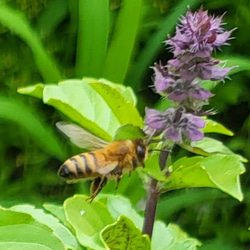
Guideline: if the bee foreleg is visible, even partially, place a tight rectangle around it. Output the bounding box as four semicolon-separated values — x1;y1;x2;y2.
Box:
86;176;107;203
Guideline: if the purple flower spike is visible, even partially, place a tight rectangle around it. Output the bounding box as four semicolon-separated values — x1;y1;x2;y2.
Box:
167;7;234;57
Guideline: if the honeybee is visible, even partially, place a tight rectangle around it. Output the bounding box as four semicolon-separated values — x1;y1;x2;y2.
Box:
57;122;147;202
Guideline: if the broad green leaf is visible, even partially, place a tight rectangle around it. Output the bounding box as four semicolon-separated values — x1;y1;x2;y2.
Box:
87;78;137;105
18;79;143;141
186;137;247;162
0;224;64;250
164;154;245;201
100;195;144;228
18;83;45;99
64;195;114;250
10;205;80;250
43;203;77;240
144;153;166;181
0;242;54;250
0;97;65;160
0;207;36;226
167;224;201;250
75;0;109;78
43;80;119;141
42;204;68;227
0;5;61;82
101;169;146;206
103;0;142;83
101;216;150;250
113;124;145;141
0;208;64;250
89;81;143;126
203;119;234;136
96;195;200;250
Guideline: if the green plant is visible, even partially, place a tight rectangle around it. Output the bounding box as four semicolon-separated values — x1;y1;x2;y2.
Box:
0;1;249;249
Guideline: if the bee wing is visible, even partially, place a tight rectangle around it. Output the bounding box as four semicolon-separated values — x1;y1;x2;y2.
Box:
56;121;108;150
96;161;118;175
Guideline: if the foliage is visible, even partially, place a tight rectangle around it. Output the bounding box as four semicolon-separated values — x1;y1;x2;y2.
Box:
0;0;249;249
0;195;201;250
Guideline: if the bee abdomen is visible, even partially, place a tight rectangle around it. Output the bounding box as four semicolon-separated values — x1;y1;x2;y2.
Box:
58;153;98;180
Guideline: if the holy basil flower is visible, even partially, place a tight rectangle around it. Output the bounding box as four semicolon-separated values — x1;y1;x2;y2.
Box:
145;107;205;143
166;7;235;58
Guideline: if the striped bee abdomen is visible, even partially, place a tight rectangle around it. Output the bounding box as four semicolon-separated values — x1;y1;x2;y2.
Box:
58;151;103;180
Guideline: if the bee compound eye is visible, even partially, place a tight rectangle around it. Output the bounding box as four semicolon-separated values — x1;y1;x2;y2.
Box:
136;145;145;161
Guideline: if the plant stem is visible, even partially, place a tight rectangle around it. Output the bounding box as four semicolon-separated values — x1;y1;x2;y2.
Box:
142;177;160;238
142;147;172;238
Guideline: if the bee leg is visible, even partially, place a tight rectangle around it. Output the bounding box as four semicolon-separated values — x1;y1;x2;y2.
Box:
86;177;107;203
111;166;122;190
115;175;122;190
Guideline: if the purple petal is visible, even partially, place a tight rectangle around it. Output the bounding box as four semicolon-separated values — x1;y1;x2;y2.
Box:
190;116;206;129
145;108;167;131
168;91;187;102
153;65;171;92
164;127;182;142
185;128;204;141
189;88;214;100
210;66;237;80
213;30;233;47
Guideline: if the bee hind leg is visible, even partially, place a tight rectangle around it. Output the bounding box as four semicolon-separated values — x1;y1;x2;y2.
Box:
86;177;107;203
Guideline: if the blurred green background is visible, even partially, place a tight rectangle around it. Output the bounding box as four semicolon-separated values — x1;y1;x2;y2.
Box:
0;0;249;249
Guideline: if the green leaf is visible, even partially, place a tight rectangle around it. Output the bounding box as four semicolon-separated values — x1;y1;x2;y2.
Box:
75;0;109;78
43;80;119;141
0;97;65;160
0;224;64;250
100;195;144;228
144;153;166;181
0;208;64;250
164;154;245;201
113;124;145;141
0;207;36;226
167;224;201;250
18;83;45;99
203;119;234;136
36;0;68;36
89;81;143;127
10;205;80;250
64;195;114;250
0;5;61;82
101;169;146;206
103;0;142;83
18;79;143;141
101;216;150;250
184;137;247;162
96;195;201;250
89;78;137;105
42;204;68;226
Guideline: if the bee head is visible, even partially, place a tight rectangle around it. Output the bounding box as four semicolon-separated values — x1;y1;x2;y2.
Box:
134;139;147;162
